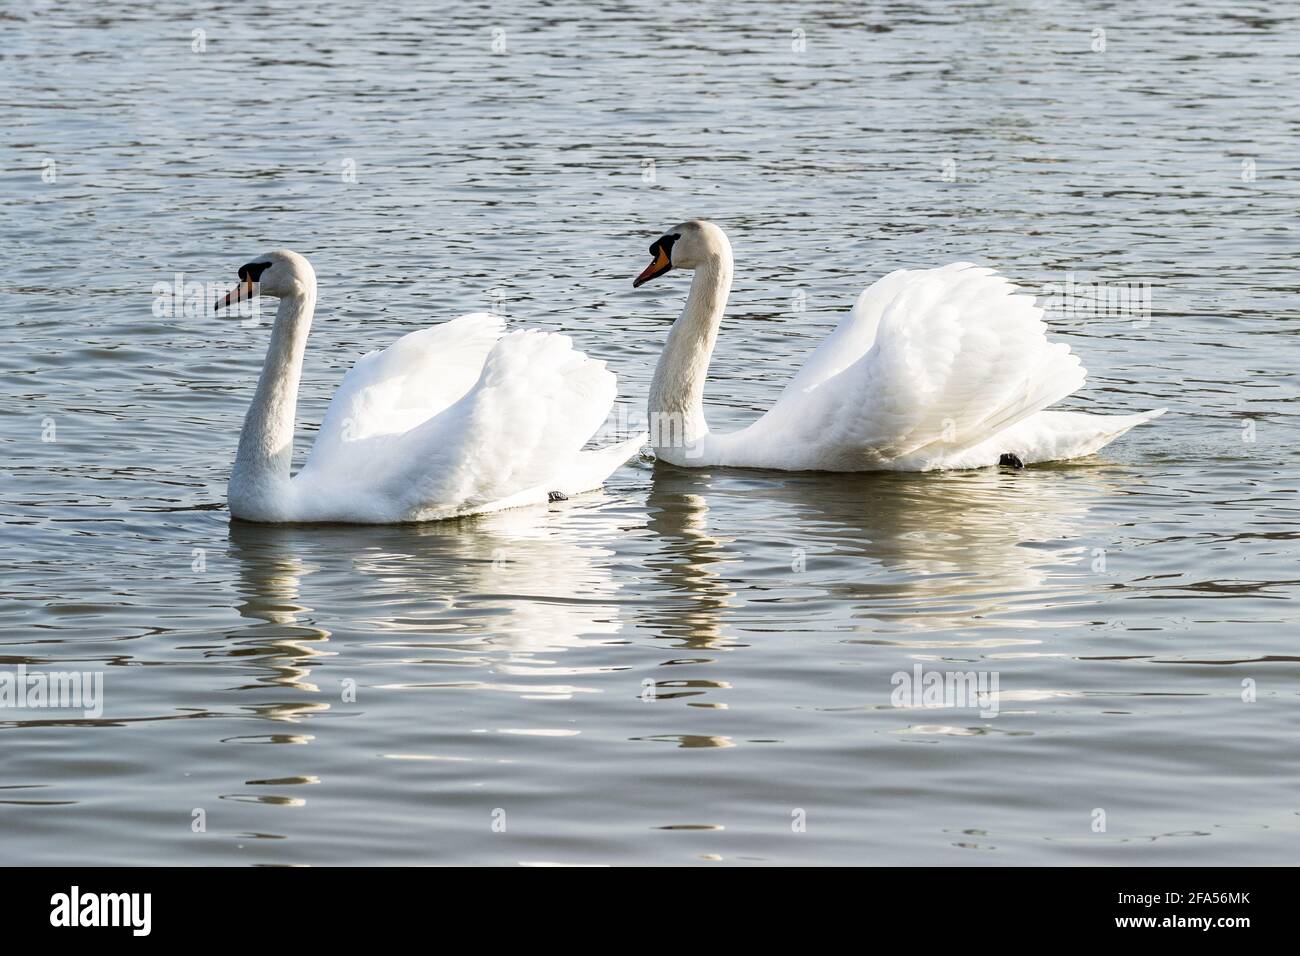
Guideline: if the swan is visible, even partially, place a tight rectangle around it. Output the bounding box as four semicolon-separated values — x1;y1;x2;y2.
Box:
214;250;644;523
633;220;1164;471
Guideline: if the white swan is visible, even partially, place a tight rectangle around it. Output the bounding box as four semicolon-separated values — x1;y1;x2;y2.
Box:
215;250;643;523
633;220;1164;471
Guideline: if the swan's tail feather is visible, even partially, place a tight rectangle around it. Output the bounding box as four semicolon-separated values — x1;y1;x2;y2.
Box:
1075;406;1167;452
555;433;647;496
952;407;1167;468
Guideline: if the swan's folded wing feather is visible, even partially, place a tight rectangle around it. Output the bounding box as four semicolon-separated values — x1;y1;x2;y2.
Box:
388;330;621;519
298;312;504;481
780;266;933;395
747;264;1086;470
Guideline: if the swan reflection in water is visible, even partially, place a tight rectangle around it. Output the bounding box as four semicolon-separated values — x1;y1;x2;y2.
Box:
225;501;628;706
225;459;1126;683
639;461;1127;646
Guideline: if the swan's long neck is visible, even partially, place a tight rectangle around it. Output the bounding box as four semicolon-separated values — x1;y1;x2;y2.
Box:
228;290;315;519
649;245;733;459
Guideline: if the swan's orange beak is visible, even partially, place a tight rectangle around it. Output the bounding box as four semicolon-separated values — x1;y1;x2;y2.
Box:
216;278;256;312
633;247;672;288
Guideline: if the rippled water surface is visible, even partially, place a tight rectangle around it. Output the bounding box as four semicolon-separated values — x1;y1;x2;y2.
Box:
2;1;1298;865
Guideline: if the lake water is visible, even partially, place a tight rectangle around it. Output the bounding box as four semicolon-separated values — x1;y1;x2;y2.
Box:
2;1;1298;865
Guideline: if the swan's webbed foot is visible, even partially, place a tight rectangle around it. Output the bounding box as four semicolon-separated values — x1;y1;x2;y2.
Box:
998;453;1025;469
547;491;568;503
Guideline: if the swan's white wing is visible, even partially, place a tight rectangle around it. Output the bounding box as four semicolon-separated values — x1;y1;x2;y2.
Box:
728;263;1086;470
298;312;504;481
387;330;623;520
780;266;923;394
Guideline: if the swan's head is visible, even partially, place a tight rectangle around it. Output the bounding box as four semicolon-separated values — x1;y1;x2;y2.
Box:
633;219;729;288
215;249;316;311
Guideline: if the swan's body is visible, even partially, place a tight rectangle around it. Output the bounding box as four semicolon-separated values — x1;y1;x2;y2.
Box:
219;250;643;523
634;221;1164;471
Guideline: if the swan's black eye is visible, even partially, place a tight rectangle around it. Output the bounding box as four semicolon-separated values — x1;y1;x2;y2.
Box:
238;261;272;282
